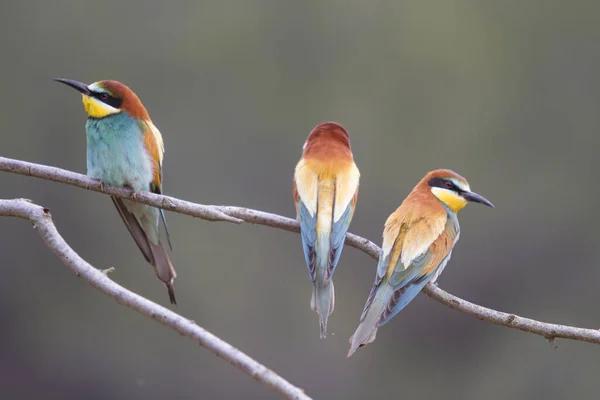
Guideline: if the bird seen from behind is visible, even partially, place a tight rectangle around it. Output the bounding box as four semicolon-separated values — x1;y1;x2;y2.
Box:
293;122;360;338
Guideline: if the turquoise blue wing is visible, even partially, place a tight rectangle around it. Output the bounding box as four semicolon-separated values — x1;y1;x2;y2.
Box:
350;219;457;354
298;200;318;282
379;216;458;325
376;250;451;326
328;202;355;278
362;223;457;327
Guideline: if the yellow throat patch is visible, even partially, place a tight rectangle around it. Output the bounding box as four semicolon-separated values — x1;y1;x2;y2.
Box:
431;187;467;212
81;95;120;118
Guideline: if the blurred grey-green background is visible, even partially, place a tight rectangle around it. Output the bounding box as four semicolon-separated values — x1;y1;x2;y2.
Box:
2;1;600;399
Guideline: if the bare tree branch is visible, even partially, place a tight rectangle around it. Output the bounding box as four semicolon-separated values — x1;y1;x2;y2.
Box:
1;156;599;352
0;198;311;400
0;156;243;224
423;286;600;345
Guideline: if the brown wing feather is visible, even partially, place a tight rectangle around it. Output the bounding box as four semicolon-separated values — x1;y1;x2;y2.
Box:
292;179;300;215
111;197;177;305
111;196;154;264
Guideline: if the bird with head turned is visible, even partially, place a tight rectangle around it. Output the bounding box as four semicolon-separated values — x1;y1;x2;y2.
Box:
347;169;493;356
293;122;360;338
54;78;177;304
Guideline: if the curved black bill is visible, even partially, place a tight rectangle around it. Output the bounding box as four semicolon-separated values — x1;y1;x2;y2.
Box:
462;191;494;208
53;78;91;95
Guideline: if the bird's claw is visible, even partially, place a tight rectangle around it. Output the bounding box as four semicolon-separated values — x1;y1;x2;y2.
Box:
95;179;105;192
130;190;141;200
123;185;141;200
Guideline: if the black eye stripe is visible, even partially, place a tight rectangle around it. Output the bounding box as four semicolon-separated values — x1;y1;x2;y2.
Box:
92;91;123;109
428;177;464;193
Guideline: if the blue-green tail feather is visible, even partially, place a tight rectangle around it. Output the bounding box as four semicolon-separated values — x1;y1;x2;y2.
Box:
311;231;335;338
299;199;355;338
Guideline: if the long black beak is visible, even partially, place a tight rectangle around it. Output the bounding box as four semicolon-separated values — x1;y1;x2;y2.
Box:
53;78;91;95
462;191;494;208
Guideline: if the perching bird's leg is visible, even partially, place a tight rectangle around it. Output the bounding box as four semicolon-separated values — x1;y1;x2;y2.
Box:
93;178;105;192
130;191;142;201
124;184;142;201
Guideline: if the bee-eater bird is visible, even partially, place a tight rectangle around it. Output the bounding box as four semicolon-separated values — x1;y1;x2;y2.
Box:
293;122;360;338
347;169;493;356
53;78;177;304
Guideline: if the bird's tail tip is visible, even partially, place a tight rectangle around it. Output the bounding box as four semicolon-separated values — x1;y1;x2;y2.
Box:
319;316;327;339
311;280;335;339
149;241;177;305
166;282;177;305
347;344;357;358
347;324;378;357
348;285;389;356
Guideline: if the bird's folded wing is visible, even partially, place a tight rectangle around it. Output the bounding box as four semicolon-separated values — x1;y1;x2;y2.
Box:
361;214;449;322
140;120;172;250
111;196;154;265
294;176;318;282
328;164;359;277
380;220;457;326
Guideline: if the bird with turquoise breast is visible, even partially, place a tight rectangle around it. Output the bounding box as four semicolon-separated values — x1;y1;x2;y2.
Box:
54;78;177;304
348;169;494;356
293;122;360;338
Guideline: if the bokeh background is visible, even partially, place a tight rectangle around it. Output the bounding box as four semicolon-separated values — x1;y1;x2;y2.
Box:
2;1;600;399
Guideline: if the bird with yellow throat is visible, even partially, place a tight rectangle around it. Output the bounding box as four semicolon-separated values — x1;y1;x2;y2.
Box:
348;169;493;356
54;78;177;304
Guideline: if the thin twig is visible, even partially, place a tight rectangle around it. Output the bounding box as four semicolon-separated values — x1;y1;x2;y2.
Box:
0;198;311;400
423;286;600;345
2;155;600;347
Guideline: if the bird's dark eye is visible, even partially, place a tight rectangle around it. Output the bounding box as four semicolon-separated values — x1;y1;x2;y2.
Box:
445;181;453;189
99;93;108;100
